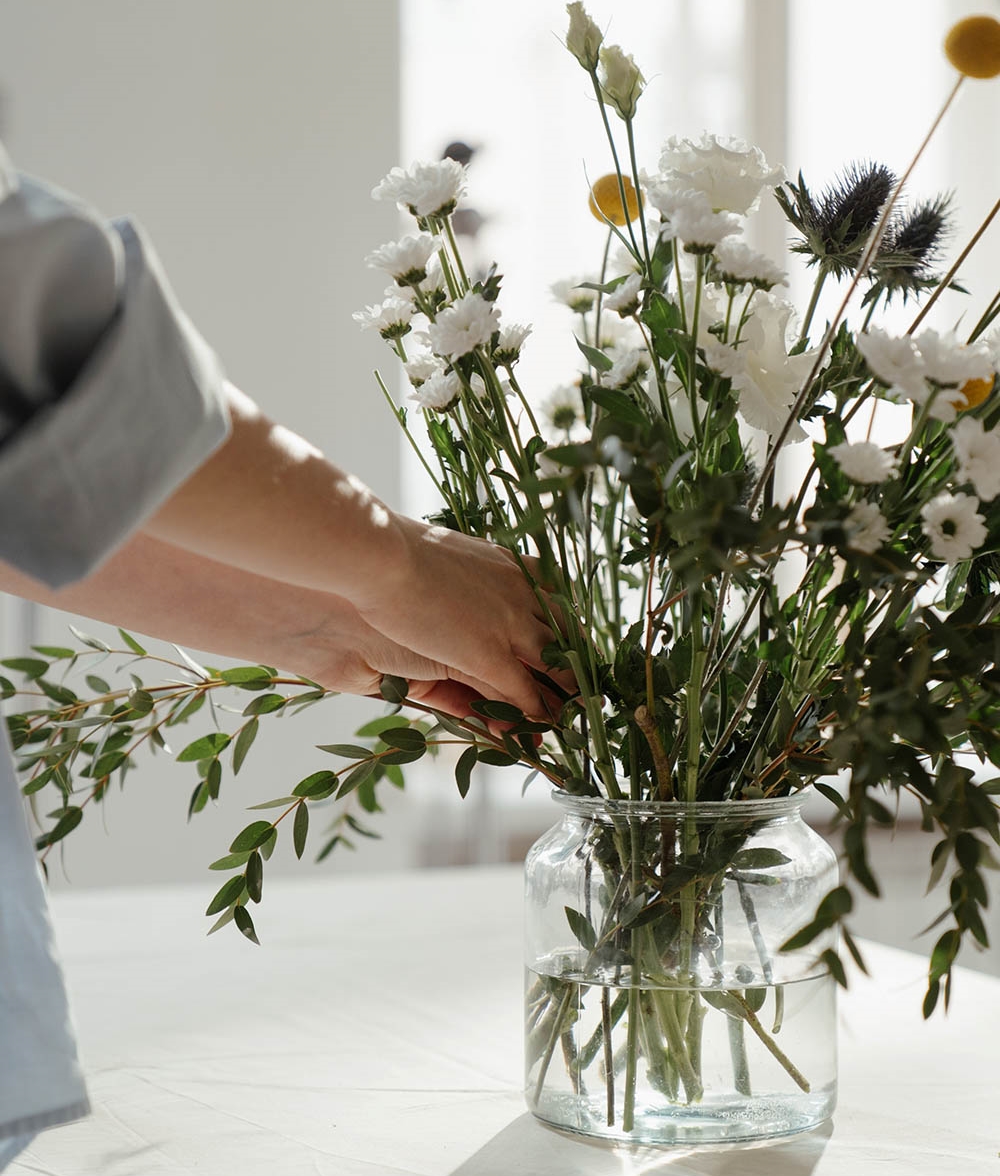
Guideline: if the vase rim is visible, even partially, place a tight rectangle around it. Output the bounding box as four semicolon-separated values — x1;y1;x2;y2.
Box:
550;790;809;820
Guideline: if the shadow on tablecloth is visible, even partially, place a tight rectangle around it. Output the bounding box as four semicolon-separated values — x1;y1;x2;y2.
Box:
449;1113;833;1176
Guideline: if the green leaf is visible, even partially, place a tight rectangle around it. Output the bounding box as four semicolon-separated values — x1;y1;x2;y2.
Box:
564;905;598;951
232;718;259;775
379;675;409;704
93;749;128;778
292;770;339;799
379;748;425;766
820;948;848;987
173;645;208;679
0;676;15;699
32;645;75;660
260;828;278;861
126;687;154;716
233;905;260;945
246;796;297;810
477;748;519;767
177;732;232;762
208;851;252;871
35;806;83;849
335;759;377;798
700;990;744;1019
575;337;614;372
220;665;273;685
205;875;246;917
379;726;427;752
318;743;372;759
293;802;309;860
207;908;236;936
69;625;110;652
188;780;210;819
118;629;148;656
168;692;206;725
245;851;263;903
85;674;111;694
470;699;525;724
205;758;222;801
39;679;78;706
242;693;287;716
589;386;648;426
229;820;274;853
1;658;49;680
731;848;793;871
455;746;477;799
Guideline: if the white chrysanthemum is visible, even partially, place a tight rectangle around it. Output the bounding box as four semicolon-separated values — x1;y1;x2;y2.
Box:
914;329;993;386
722;294;815;441
657;134;784;214
372;159;467;219
604;272;643;315
921;492;988;563
409;369;462;412
365;233;442;284
713;238;786;289
606;347;649;389
426;292;500;358
648;186;741;251
599;44;645;119
539;384;588;441
844;501;892;554
386;282;417;305
352;296;414;338
982;329;1000;374
494;322;532;365
950;416;1000;501
856;328;927;400
403;352;442;387
597;313;642;352
600;435;635;476
829;440;898;484
552;277;597;313
565;1;603;69
702;339;744;381
469;372;513;401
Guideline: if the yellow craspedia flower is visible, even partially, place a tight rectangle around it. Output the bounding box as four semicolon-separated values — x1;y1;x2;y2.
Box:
944;15;1000;78
588;174;640;225
957;376;994;409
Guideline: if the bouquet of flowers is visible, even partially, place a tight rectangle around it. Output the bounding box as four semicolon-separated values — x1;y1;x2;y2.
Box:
6;6;1000;1062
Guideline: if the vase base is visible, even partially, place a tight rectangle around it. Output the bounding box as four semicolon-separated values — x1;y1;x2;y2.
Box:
529;1087;836;1147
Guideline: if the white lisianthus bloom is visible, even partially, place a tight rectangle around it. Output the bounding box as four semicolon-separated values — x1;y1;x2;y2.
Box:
539;384;588;441
352;296;414;339
713;238;786;289
921;492;988;563
365;233;442;285
606;347;649;389
403;352;442;387
721;295;815;442
426;292;500;358
494;322;532;366
657;134;784;215
648;186;741;252
828;440;898;484
599;45;645;119
469;373;513;401
856;328;928;401
950;416;1000;501
552;277;597;313
409;369;462;412
844;501;892;554
604;272;643;316
372;159;467;219
565;1;603;70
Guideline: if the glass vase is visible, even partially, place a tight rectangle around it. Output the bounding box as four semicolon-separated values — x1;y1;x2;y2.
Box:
524;793;839;1145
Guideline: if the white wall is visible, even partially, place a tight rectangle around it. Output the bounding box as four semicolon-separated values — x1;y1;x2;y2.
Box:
0;0;419;890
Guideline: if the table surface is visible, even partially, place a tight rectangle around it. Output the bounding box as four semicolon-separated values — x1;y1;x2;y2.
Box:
10;866;999;1176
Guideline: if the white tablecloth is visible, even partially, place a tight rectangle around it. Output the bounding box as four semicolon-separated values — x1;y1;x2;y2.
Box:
9;866;999;1175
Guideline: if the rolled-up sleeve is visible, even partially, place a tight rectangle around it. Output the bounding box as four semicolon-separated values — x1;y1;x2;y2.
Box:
0;158;230;587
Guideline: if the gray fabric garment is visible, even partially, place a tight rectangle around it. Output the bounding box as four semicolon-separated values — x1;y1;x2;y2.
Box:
0;139;230;1166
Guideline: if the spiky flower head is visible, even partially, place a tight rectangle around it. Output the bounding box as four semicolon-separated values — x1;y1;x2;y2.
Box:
869;195;953;303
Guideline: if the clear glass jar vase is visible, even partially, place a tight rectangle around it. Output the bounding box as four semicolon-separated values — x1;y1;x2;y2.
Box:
524;793;839;1145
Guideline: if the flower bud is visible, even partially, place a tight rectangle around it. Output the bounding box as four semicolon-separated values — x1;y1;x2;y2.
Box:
565;3;603;71
599;45;645;120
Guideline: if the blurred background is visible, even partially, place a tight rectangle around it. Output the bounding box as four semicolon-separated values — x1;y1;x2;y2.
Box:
1;0;998;971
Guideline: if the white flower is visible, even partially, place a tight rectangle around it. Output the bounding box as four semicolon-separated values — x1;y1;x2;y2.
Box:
844;501;892;554
702;339;744;380
657;134;784;215
606;347;649;389
597;313;642;352
828;441;898;484
647;186;741;252
426;292;500;358
469;372;513;401
599;45;645;119
604;272;643;315
409;369;462;412
552;277;597;313
539;384;588;440
600;435;634;475
403;352;442;387
494;322;532;365
713;238;786;289
914;329;993;387
352;296;414;338
856;328;927;401
950;416;1000;501
565;2;603;70
921;492;988;563
720;294;816;441
372;159;467;219
365;233;441;284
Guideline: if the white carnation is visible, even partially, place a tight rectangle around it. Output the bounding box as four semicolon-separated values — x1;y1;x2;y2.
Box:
426;292;500;358
828;441;898;484
372;159;467;219
657;134;784;215
844;501;892;554
950;416;1000;501
921;492;988;564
